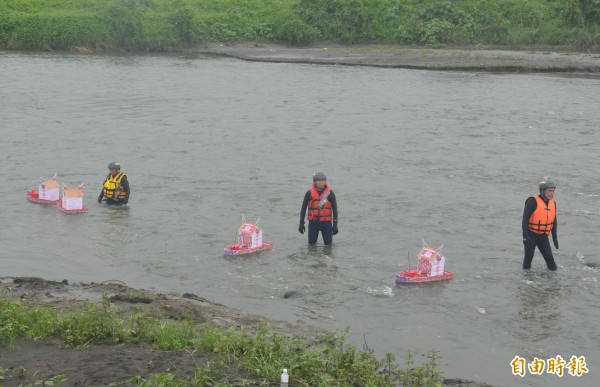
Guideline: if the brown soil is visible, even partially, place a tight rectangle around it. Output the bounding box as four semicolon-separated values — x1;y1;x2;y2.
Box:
0;277;318;386
191;43;600;74
0;277;493;386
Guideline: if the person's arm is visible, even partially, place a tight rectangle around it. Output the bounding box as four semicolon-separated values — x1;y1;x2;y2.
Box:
522;197;537;237
552;204;558;248
329;191;338;235
120;176;130;204
328;191;338;222
298;191;310;234
300;191;310;221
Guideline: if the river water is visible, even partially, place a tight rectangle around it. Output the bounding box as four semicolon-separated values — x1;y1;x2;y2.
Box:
1;51;598;386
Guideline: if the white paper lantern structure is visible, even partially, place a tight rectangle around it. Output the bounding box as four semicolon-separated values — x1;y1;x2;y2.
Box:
58;183;89;214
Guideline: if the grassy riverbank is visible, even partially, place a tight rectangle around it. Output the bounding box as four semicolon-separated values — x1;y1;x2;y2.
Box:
0;0;599;52
0;277;461;386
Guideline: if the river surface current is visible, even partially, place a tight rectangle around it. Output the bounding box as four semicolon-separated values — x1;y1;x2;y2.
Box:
1;51;599;386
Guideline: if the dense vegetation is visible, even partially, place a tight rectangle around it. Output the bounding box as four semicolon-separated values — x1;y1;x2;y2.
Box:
0;0;599;50
0;294;444;386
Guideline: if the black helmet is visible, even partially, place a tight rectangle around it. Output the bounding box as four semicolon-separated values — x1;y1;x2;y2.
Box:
313;171;327;181
539;179;556;191
108;162;121;170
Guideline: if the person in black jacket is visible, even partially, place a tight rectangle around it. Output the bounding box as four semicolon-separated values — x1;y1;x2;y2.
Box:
522;180;558;270
98;162;130;206
299;172;338;245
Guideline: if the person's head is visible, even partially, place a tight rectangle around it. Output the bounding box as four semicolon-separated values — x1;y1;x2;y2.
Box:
538;179;556;200
108;162;121;177
313;171;327;190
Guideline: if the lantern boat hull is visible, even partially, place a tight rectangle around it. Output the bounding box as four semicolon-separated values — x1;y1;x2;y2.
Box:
26;190;59;205
224;242;273;256
395;269;454;284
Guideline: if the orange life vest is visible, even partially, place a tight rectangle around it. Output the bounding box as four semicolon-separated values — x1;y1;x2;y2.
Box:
528;195;555;235
307;185;332;221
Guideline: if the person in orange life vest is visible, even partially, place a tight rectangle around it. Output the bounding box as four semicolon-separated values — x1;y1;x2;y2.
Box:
98;161;130;206
522;180;558;271
299;172;338;245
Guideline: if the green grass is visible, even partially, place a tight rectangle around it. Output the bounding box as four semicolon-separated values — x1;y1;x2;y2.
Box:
0;0;598;51
0;294;444;386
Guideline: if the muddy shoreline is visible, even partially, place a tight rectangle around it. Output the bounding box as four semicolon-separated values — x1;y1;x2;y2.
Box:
0;276;492;386
187;43;600;74
0;276;324;386
17;42;600;73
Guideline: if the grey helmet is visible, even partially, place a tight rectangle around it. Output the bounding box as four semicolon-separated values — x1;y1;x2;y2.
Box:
539;179;556;192
313;171;327;181
108;162;121;170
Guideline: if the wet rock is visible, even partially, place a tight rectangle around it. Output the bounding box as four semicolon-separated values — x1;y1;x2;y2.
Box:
110;293;152;304
13;277;67;288
182;293;209;302
183;293;224;306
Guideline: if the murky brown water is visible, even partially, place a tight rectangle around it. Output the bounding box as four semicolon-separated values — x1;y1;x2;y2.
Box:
1;51;598;386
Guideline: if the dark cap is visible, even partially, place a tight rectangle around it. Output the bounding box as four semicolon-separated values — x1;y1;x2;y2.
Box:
313;171;327;181
539;180;556;191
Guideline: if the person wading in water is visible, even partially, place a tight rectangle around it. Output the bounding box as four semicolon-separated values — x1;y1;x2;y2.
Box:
299;172;338;245
522;179;558;271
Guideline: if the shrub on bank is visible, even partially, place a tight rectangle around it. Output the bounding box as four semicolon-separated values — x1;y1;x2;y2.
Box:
0;1;598;51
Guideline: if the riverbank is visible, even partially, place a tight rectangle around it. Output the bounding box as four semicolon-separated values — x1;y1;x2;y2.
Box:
0;276;318;386
189;43;600;73
0;276;492;386
10;40;600;73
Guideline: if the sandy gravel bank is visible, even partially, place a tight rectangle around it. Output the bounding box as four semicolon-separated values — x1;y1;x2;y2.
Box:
193;43;600;73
